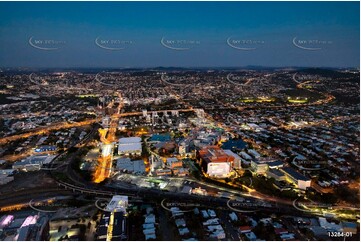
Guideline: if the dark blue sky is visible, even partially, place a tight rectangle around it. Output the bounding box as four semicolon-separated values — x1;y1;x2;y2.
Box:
0;1;359;68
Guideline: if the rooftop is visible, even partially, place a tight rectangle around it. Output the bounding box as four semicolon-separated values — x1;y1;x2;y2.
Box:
281;167;310;181
119;137;141;144
199;146;235;163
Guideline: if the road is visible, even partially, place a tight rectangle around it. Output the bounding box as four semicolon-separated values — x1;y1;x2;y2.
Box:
219;210;240;240
0;108;194;147
0;188;74;211
94;91;123;183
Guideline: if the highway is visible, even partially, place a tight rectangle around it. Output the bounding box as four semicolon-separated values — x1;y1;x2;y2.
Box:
94;91;123;183
0;188;74;211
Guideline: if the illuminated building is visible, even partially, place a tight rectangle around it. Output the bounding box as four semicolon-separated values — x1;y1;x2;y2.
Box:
34;145;57;153
267;160;284;169
251;159;283;175
102;116;110;128
280;167;311;190
0;215;14;231
98;196;128;241
251;160;268;175
172;167;189;176
150;155;163;172
106;195;128;213
97;211;127;241
101;143;113;157
12;155;55;172
198;146;234;178
155;168;172;176
223;150;242;169
118;137;142;156
266;168;286;181
166;157;182;169
178;141;187;155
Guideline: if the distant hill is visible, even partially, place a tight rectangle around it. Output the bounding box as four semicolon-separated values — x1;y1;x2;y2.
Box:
297;68;359;79
1;66;359;75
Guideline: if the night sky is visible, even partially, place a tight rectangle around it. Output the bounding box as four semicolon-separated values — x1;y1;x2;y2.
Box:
0;1;359;68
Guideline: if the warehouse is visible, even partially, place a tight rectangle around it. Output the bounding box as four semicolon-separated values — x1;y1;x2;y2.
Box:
116;158;145;174
118;137;142;156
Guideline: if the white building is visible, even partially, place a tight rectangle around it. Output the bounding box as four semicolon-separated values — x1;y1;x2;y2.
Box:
207;162;231;178
280;167;311;190
150;155;163;172
251;160;268;174
12;155;55;172
179;143;186;155
106;195;128;213
199;146;233;178
102;116;110;128
118;137;142;156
